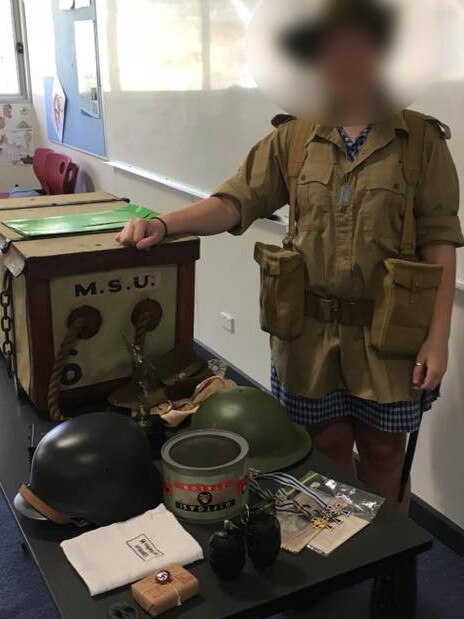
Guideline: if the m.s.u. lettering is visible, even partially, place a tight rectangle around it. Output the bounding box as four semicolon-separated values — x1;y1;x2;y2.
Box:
74;273;161;298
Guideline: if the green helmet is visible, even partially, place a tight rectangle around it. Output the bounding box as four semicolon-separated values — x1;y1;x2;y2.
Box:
188;387;311;473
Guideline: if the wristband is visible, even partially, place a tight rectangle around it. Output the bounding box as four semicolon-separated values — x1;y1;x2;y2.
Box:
154;216;169;239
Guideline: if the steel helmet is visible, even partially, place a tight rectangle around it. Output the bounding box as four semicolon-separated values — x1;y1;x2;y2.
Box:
188;387;311;473
15;412;162;526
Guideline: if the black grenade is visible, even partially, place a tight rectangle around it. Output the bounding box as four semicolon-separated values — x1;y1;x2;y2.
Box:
208;521;246;581
246;509;281;570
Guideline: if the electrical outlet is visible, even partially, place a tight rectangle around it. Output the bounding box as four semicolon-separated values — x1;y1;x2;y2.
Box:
220;312;235;333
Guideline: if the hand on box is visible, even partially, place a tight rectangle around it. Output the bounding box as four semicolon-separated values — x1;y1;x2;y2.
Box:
116;217;167;250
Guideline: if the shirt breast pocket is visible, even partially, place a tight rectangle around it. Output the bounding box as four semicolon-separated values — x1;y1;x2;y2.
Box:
297;162;333;232
362;167;407;243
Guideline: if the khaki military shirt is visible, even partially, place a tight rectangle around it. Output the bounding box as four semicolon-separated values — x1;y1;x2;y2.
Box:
214;112;464;403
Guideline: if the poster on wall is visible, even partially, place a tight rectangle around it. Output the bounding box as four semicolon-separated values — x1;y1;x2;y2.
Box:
52;76;67;143
0;103;34;166
74;19;100;118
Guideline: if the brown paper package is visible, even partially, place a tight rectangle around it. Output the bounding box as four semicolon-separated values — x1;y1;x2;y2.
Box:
131;563;199;616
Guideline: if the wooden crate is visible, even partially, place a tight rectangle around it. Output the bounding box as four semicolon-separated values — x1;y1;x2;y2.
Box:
0;191;124;210
0;195;199;413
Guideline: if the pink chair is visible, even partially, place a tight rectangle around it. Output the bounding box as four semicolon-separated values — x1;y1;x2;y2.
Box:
67;163;79;193
0;148;52;198
44;153;80;195
33;147;54;193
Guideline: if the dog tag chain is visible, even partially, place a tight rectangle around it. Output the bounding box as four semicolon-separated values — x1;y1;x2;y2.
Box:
339;182;352;210
340;148;353;210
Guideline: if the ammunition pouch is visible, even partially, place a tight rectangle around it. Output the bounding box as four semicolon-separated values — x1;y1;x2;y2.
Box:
254;242;305;341
370;259;443;357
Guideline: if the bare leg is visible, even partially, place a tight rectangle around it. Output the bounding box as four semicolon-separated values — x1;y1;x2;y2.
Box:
307;416;356;475
355;420;410;514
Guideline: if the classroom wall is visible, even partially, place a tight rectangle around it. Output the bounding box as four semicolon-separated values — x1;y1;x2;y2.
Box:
0;102;36;192
24;0;464;530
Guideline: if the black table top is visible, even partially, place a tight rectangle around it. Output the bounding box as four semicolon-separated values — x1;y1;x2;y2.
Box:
0;365;432;619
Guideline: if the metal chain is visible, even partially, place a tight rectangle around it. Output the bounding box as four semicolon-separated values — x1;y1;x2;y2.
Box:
0;269;14;377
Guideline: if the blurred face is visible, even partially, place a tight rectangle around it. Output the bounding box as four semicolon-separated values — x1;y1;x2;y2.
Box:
317;25;385;111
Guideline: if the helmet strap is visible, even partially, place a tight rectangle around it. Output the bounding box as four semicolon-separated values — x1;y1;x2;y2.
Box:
19;483;77;526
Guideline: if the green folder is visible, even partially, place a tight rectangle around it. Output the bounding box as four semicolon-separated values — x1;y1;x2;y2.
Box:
4;204;159;238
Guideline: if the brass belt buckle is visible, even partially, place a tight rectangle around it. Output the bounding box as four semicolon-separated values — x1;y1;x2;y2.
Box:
332;299;341;321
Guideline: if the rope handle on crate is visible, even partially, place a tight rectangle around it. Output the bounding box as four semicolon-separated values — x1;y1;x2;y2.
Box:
133;311;151;353
47;301;161;421
131;299;163;354
48;317;86;422
47;305;102;422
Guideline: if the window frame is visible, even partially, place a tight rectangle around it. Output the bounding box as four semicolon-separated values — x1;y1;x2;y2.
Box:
0;0;31;103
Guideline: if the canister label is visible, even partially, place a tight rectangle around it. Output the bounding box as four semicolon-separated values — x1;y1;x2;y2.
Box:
164;474;248;520
175;500;236;514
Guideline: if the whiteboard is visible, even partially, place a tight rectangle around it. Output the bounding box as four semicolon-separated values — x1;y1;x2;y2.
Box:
96;0;464;281
97;0;280;193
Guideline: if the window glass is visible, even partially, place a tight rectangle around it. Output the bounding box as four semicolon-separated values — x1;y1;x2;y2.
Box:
0;0;20;96
210;0;258;90
100;0;260;92
114;0;202;92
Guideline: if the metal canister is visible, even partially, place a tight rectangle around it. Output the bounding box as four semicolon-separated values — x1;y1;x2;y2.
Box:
161;430;249;524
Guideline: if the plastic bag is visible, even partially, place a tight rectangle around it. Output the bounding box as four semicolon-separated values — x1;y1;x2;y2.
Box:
250;471;384;556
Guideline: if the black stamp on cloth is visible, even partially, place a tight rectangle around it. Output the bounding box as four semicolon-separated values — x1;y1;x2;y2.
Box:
126;534;164;562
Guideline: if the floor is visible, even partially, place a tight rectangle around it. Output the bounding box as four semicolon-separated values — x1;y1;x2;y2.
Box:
1;493;463;619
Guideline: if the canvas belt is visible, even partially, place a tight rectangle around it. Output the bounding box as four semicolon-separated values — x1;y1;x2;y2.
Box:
305;293;375;327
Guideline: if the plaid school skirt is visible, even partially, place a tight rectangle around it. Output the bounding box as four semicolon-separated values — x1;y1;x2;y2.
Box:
271;365;437;434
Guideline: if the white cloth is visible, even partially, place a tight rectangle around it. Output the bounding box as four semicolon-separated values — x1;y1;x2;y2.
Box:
60;505;204;596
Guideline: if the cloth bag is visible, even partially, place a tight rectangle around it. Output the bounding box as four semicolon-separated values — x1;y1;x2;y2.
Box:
60;505;204;596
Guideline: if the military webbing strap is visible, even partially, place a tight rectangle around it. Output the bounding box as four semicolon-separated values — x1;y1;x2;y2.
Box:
400;110;427;259
284;119;315;249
